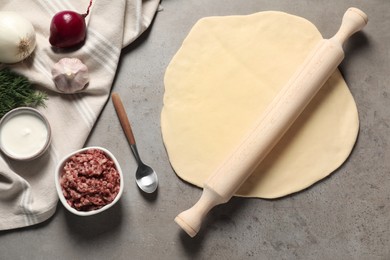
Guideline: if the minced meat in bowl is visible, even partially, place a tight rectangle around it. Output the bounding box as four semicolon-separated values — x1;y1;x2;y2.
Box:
55;147;124;216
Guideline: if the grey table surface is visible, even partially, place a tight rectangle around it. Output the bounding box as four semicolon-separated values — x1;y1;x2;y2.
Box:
1;0;389;259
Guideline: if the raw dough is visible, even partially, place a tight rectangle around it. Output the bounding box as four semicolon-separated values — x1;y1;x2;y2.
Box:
161;11;359;198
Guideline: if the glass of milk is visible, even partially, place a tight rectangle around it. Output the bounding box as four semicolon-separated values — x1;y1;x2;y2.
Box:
0;107;51;160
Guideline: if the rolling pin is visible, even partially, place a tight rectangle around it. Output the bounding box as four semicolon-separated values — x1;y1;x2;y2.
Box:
175;7;368;237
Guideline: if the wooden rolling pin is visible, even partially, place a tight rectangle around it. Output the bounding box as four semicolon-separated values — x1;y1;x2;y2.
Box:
175;7;368;237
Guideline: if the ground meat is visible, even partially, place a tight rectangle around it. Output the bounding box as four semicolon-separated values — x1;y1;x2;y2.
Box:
60;148;121;211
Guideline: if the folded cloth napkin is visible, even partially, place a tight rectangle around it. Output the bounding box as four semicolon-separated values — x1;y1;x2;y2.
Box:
0;0;160;230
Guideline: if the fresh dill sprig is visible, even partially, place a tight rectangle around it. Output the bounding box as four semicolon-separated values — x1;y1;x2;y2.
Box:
0;68;48;118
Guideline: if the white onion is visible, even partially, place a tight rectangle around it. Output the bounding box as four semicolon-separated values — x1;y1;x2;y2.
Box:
0;11;36;63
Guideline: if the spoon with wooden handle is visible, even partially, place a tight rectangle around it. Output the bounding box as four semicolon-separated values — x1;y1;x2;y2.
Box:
112;92;158;193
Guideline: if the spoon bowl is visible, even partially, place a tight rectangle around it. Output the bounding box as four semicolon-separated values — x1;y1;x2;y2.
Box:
135;163;158;193
112;92;159;193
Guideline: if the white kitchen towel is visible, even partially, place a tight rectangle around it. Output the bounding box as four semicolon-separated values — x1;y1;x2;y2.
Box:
0;0;160;230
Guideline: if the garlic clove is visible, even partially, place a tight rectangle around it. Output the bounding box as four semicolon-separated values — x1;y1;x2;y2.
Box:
52;58;89;94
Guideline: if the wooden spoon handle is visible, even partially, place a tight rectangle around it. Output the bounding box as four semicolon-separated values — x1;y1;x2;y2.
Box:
112;92;136;145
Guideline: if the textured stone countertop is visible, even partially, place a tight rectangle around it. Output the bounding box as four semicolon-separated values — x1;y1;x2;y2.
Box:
1;0;389;259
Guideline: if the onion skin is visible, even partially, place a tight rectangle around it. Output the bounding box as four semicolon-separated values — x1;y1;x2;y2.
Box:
0;11;36;63
49;11;86;48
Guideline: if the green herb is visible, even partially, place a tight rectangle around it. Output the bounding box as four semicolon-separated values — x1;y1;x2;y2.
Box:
0;68;48;118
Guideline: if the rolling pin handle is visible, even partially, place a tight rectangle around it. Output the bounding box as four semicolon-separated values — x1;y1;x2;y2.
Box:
332;7;368;45
175;185;227;237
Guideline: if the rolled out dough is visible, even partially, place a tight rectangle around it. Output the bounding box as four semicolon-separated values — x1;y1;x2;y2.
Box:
161;11;359;198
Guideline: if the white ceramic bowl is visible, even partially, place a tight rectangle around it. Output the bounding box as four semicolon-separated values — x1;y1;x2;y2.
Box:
55;146;124;216
0;107;51;160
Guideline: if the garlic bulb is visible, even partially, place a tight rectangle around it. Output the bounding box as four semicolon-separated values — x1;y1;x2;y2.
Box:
52;58;89;94
0;12;37;63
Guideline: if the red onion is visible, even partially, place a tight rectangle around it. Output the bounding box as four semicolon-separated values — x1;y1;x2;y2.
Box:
49;0;92;49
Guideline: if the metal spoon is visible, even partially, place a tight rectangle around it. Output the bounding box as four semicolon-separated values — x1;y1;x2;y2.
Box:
112;93;158;193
